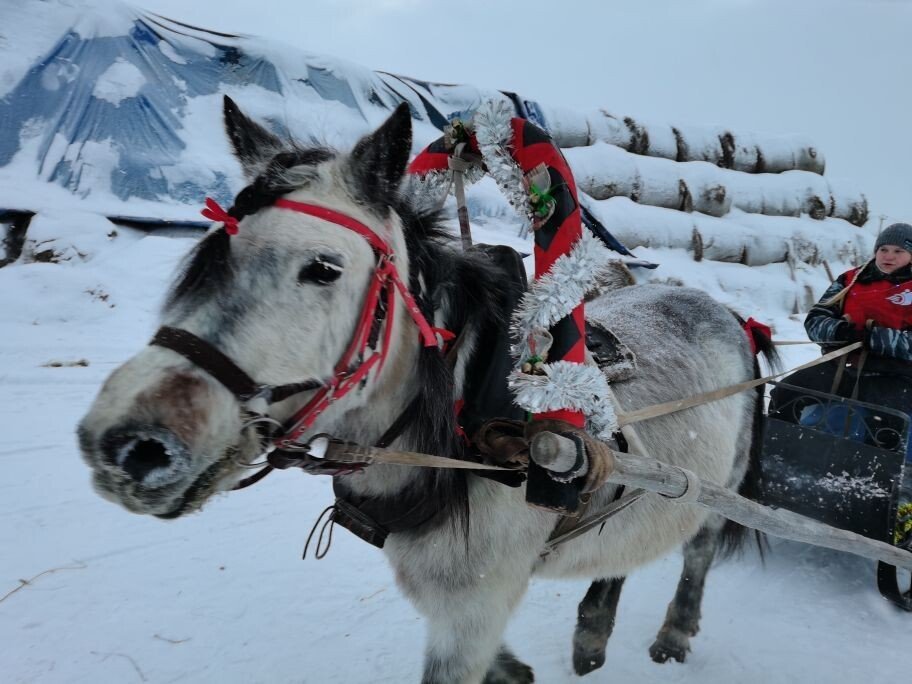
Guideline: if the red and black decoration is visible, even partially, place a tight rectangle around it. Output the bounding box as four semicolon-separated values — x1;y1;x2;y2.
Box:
409;116;586;429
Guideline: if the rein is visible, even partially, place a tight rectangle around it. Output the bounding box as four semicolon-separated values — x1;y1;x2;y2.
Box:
616;341;862;428
252;342;864;479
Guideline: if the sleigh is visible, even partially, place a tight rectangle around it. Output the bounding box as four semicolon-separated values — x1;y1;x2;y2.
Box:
760;379;912;610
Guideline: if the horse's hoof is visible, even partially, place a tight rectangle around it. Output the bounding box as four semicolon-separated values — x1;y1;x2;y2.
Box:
648;639;689;664
572;647;606;676
482;651;534;684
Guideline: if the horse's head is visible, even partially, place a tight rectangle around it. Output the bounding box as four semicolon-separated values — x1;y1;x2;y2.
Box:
78;98;427;518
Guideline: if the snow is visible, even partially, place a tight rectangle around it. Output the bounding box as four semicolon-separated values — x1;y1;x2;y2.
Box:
2;210;910;684
92;58;146;105
2;1;910;681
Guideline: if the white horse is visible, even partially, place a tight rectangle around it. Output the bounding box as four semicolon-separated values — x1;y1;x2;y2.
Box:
78;99;775;683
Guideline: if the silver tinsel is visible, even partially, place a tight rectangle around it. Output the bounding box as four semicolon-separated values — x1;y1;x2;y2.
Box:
508;361;618;440
511;229;614;362
405;165;486;210
473;100;535;235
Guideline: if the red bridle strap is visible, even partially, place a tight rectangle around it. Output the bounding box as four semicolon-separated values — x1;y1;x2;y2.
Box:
266;199;443;447
273;198;438;348
275;199;392;256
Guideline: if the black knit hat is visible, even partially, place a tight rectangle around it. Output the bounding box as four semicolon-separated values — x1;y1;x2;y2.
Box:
875;222;912;252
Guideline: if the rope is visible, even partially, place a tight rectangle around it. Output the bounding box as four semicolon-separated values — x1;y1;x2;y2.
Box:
539;488;646;557
302;504;336;559
617;342;862;428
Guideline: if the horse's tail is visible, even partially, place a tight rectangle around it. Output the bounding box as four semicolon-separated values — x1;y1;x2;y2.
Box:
718;314;780;558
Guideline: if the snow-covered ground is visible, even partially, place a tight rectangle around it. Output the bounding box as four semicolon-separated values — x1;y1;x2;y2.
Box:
1;210;909;684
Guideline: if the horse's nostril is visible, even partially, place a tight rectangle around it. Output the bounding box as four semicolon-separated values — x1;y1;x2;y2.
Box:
99;427;189;485
121;438;173;482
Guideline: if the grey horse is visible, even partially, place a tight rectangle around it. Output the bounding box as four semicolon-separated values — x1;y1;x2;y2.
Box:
77;100;774;683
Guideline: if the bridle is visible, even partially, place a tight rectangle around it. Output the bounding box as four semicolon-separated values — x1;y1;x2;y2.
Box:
151;197;447;471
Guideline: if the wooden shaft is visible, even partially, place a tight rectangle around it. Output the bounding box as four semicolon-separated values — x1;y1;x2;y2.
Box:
529;431;588;479
535;431;912;571
611;450;912;570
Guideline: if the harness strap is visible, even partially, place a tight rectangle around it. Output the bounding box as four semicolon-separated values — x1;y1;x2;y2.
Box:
151;326;324;403
540;488;646;558
618;341;863;427
330;476;458;549
151;326;261;399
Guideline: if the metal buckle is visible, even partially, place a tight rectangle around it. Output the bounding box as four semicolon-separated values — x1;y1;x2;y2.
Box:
242;384;274;415
236;413;284;468
278;432;331;455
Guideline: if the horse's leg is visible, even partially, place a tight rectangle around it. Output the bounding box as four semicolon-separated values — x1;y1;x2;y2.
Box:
571;577;626;675
649;516;724;663
419;573;533;684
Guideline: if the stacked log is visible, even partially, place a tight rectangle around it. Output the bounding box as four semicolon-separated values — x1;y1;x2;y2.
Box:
563;143;868;226
584;196;869;267
543;105;825;174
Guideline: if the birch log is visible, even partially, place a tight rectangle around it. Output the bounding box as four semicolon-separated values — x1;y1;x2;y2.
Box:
564;143;868;225
542;105;826;174
584;196;870;266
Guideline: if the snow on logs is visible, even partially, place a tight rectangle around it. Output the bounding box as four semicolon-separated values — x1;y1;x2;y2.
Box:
585;196;869;267
563;143;868;226
544;105;825;175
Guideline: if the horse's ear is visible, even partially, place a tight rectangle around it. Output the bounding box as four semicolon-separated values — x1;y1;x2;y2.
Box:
223;95;283;181
347;103;412;210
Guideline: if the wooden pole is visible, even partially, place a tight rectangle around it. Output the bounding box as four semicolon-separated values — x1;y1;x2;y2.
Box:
530;434;912;571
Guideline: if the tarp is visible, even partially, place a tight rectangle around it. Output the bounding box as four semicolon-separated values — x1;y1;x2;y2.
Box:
0;0;546;213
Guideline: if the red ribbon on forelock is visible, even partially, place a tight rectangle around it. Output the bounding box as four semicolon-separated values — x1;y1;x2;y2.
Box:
201;197;239;235
742;317;772;355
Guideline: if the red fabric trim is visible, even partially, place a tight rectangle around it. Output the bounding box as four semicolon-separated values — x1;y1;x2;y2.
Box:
275;199;391;255
535;408;585;427
201;197;239;235
742;317;772;355
407;151;451;175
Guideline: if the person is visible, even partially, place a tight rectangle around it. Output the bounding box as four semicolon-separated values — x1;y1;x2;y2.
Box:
802;223;912;506
805;221;912;368
764;224;912;556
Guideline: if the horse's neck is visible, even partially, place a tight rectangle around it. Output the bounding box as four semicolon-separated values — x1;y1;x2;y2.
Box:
336;292;475;498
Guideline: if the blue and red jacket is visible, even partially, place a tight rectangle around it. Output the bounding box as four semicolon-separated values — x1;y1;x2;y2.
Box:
805;263;912;363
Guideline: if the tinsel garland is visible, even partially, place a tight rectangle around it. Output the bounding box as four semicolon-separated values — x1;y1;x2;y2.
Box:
508;362;617;440
510;229;614;362
469;100;620;435
409;99;621;437
472;100;535;235
405;166;486;208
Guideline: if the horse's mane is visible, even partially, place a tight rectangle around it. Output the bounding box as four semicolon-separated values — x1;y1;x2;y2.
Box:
394;197;518;541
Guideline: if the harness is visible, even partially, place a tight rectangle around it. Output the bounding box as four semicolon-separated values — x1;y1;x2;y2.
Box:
154;197;531;550
153;198;446;470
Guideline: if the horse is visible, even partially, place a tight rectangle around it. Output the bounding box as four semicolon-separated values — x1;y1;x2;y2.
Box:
77;98;776;684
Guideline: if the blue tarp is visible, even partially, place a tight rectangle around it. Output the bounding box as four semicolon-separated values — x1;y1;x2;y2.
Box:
0;6;547;209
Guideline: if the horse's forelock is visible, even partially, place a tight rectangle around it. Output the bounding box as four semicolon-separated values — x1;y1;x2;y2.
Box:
165;146;338;311
230;147;337;220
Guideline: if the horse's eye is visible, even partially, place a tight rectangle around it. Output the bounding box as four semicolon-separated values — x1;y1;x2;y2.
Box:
298;258;343;285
